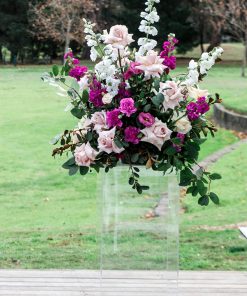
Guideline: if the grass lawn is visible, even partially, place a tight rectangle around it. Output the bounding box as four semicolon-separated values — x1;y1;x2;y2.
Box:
0;65;246;270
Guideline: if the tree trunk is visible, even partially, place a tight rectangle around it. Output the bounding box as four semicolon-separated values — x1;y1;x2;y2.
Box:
64;19;72;57
241;40;247;77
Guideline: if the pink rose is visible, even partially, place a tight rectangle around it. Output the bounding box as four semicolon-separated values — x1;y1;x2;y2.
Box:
91;111;108;133
141;118;172;151
135;50;166;79
104;25;134;49
159;81;183;111
98;127;125;154
74;142;98;167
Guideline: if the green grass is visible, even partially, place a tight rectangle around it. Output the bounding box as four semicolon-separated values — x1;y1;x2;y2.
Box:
201;66;247;115
0;65;245;270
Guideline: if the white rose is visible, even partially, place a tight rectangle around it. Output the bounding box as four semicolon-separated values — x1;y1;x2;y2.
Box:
174;116;192;134
187;86;209;99
102;93;114;104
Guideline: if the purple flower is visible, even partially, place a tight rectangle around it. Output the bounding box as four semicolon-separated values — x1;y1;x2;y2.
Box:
106;109;123;128
124;62;143;80
73;58;80;65
117;82;132;99
119;98;137;117
64;51;73;60
69;66;88;81
197;97;210;114
89;79;106;107
173;133;185;152
124;126;140;144
138;112;155;127
162;55;177;70
186;98;210;121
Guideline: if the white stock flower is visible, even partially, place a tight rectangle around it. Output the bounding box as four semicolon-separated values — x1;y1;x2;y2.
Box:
78;76;89;92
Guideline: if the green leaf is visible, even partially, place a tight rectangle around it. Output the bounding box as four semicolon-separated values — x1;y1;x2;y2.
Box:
129;177;135;185
171;138;182;145
141;185;150;191
62;157;75;169
179;168;195;186
69;165;78;176
133;167;140;172
71;108;85;119
151;93;164;106
209;173;222;180
82;90;89;103
197;180;208;196
193;138;207;145
174;157;183;170
144;104;151;112
131;153;139;163
52;65;59;76
114;138;123;149
192;187;199;196
210;192;220;205
79;166;89;175
198;195;209;206
136;184;143;194
165;146;177;156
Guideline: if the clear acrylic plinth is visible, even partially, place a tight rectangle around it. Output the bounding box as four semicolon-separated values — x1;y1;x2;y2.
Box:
98;165;179;296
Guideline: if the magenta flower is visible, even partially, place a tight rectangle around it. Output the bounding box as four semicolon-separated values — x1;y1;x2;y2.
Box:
173;133;185;152
64;51;73;60
186;97;210;121
117;82;132;99
119;98;137;117
161;55;177;70
124;126;140;144
124;62;143;80
69;66;88;81
138;112;155;127
197;97;210;114
89;79;106;107
106;109;123;128
73;58;80;65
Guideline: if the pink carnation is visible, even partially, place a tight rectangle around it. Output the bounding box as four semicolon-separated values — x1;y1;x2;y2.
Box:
119;98;137;117
138;112;155;127
73;58;80;65
106;109;123;128
124;126;140;144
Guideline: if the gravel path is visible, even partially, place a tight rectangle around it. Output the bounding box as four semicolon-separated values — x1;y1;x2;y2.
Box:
153;139;247;217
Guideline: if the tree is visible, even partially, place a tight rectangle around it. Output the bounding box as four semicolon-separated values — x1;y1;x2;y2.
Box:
29;0;109;56
192;1;225;53
0;0;31;64
110;0;199;53
202;0;247;77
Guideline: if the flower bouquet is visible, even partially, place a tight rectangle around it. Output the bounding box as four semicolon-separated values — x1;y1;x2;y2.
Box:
43;0;223;206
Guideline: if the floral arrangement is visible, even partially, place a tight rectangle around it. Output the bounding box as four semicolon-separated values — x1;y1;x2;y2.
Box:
43;0;223;206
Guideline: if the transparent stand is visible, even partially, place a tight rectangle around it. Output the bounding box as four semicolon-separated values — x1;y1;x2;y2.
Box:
99;166;179;295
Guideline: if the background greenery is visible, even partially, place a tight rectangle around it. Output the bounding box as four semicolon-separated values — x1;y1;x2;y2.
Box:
0;65;246;270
